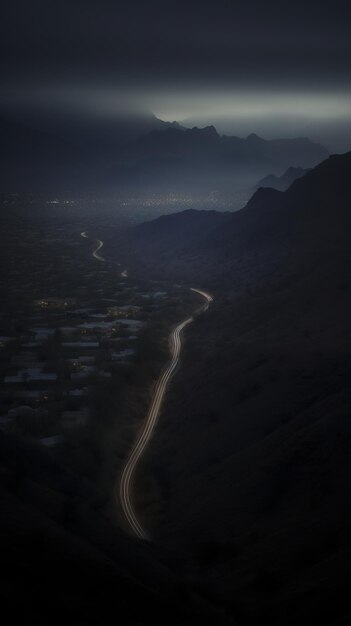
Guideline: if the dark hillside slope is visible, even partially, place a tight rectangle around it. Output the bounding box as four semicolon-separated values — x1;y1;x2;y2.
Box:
118;152;351;625
0;431;233;626
255;166;310;191
115;152;351;291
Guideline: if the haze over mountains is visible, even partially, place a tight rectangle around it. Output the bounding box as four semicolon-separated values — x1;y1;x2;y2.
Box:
0;110;181;192
120;126;327;192
0;109;328;193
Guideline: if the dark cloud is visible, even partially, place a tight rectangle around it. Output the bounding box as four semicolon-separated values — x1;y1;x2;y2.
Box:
0;0;350;137
1;1;350;85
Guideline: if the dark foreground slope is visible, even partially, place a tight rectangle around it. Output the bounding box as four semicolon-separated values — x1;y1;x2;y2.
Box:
115;153;351;625
117;152;351;290
0;431;233;626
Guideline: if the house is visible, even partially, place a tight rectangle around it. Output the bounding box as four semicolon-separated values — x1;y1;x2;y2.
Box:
67;389;87;397
140;291;167;300
71;366;96;379
0;416;15;431
59;327;76;337
116;320;144;330
62;341;99;348
107;305;142;318
67;356;96;368
0;336;15;348
4;368;57;383
40;434;64;447
30;327;57;342
111;348;135;362
34;297;78;310
13;390;51;401
89;313;108;320
11;352;40;367
7;405;36;419
78;321;116;330
61;409;89;429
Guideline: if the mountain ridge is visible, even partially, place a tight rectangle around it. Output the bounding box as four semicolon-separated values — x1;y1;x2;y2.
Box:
0;110;328;192
111;152;350;287
255;166;311;191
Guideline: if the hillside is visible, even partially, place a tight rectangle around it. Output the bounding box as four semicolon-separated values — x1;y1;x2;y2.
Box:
255;166;310;191
0;430;234;626
115;152;351;288
111;152;351;625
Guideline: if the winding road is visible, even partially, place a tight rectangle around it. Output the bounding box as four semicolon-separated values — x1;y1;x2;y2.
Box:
80;231;105;261
119;287;213;539
80;229;213;540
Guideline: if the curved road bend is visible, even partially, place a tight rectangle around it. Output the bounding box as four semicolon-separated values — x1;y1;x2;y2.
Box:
92;240;105;261
81;231;128;271
79;230;213;540
80;231;105;261
119;287;213;540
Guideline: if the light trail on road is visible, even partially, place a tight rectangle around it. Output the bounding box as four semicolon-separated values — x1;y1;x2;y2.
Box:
92;239;105;261
80;231;105;262
79;229;213;540
119;287;213;540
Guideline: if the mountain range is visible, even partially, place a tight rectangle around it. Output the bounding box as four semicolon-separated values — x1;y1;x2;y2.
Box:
116;152;350;286
0;110;328;193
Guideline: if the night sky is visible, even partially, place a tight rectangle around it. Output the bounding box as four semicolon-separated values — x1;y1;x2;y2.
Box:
1;0;350;148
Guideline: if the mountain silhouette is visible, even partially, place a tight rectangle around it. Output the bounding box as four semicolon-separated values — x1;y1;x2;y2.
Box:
117;151;350;286
120;126;328;191
255;165;311;191
0;110;183;192
0;111;328;192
